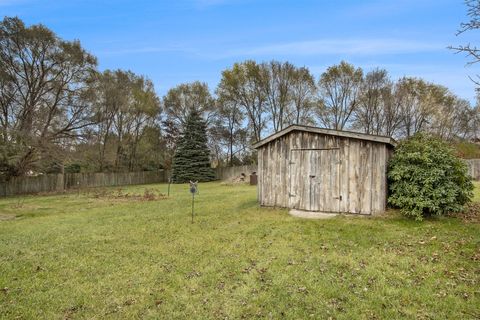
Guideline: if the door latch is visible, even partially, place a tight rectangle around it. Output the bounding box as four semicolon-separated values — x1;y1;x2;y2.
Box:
334;195;342;201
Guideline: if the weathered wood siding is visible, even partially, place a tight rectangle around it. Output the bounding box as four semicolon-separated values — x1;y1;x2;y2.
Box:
257;131;391;215
465;159;480;180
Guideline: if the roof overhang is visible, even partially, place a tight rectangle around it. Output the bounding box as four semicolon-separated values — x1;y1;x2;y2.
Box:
252;125;397;149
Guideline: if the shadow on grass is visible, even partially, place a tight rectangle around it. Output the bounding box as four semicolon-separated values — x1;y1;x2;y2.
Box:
236;198;259;211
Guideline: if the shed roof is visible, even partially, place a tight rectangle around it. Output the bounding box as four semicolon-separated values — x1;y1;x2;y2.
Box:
252;125;396;149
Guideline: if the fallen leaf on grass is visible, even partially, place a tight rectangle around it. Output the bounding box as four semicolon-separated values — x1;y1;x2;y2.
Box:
62;305;84;320
123;298;136;306
185;271;202;279
297;286;308;294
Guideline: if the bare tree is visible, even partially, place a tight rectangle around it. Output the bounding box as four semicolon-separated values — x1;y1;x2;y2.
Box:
0;17;97;177
0;64;17;145
472;97;480;140
95;70;160;171
213;97;247;166
260;61;295;132
449;98;475;140
217;60;266;142
288;66;316;126
449;0;480;86
125;77;161;170
95;70;131;171
381;82;404;138
354;68;390;135
316;61;363;130
163;81;216;128
395;78;434;137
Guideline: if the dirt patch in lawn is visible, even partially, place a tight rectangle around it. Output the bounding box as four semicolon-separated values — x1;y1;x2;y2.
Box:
87;188;168;202
0;214;16;221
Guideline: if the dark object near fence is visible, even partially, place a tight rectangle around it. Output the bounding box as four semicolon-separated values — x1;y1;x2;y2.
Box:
250;172;257;185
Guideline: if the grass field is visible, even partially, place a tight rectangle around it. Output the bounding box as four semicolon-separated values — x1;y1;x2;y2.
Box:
0;182;479;319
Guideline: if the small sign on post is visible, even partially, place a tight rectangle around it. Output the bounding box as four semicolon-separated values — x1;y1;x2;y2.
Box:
189;180;198;223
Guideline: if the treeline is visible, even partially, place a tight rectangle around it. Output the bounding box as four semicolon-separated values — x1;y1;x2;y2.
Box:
1;17;479;179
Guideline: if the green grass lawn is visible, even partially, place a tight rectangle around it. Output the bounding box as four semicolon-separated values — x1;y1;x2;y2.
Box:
0;183;479;319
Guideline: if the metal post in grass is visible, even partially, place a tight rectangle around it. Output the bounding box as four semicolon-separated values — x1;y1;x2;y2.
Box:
189;180;198;223
167;177;171;197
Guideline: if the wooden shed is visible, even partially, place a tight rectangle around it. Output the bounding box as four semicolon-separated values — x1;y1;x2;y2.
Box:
252;125;396;215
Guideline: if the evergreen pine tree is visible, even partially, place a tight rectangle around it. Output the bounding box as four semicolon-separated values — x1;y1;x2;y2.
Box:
171;111;216;183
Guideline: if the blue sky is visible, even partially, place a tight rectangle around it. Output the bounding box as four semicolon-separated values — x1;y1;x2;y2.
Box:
2;0;479;102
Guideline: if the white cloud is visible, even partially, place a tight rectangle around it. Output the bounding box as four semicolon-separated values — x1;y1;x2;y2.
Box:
97;44;198;56
213;38;442;59
98;38;444;60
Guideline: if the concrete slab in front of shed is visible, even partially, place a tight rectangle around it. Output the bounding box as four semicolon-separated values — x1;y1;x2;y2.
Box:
289;209;338;219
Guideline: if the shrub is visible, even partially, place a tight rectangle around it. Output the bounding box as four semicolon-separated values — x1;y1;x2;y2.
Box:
388;133;473;220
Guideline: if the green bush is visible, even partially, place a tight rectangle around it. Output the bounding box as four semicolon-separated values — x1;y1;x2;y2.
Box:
388;133;473;220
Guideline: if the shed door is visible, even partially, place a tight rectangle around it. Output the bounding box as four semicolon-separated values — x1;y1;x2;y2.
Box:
289;149;341;212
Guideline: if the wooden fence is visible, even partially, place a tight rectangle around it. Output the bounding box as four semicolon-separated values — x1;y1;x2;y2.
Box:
0;174;65;196
465;159;480;181
0;166;259;197
63;171;168;189
0;170;168;197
